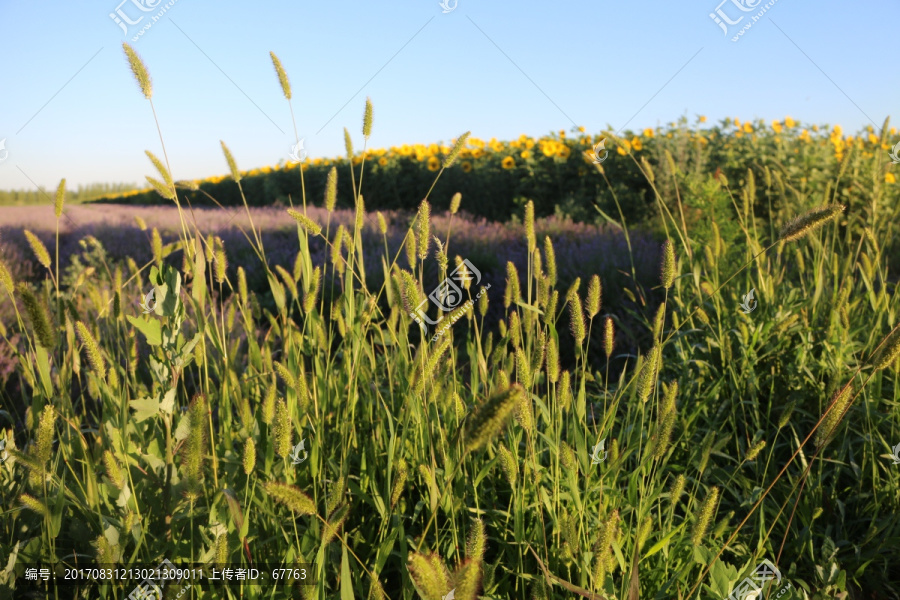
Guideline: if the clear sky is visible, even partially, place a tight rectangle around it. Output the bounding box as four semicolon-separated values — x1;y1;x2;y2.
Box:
0;0;898;191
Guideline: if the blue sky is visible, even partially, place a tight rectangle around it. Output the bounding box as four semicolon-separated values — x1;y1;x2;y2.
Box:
0;0;898;191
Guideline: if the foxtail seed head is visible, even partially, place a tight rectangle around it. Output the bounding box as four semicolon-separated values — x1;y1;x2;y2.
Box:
19;284;56;349
778;203;845;243
661;239;676;289
220;141;242;182
35;404;55;472
872;327;900;371
303;266;321;314
450;192;462;214
463;384;524;453
376;211;387;235
506;262;521;309
390;458;407;509
0;259;14;295
287;209;322;236
103;450;125;489
407;552;452;600
652;303;666;339
670;473;686;505
262;381;277;425
243;437;256;475
214;243;228;284
122;43;152;99
546;336;560;383
443;132;470;169
146;176;175;200
636;345;660;402
325;167;338;212
568;291;586;346
323;503;349;547
416;200;431;260
343;128;354;160
558;371;573;413
21;494;49;519
269;52;291;100
637;515;653;552
466;518;487;562
273;399;292;458
543;236;557;286
75;321;105;379
54;179;66;219
745;439;766;461
355;194;366;232
508;311;522;348
145;150;173;189
603;316;615;358
404;231;417;268
363;97;374;138
814;383;855;448
691;486;720;546
237;266;248;306
497;443;518;486
24;231;51;270
587;275;602;318
264;482;317;515
525;200;536;253
215;534;229;568
181;395;208;501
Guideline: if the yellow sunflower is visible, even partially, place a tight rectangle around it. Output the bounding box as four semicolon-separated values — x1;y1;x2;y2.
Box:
378;157;389;166
461;161;473;173
556;145;571;159
784;116;796;128
886;173;896;184
501;156;515;170
631;137;642;151
427;156;441;172
520;150;532;160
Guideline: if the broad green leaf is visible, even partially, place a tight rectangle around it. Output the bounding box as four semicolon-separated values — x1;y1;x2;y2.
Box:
174;414;191;443
126;315;162;346
50;473;65;538
130;396;161;423
644;523;682;558
341;544;354;600
268;272;285;311
159;388;176;416
35;344;53;398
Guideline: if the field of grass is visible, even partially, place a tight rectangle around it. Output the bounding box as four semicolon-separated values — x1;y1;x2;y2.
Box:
1;45;899;600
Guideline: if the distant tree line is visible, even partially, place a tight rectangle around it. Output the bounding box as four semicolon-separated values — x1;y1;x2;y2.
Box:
0;182;138;206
